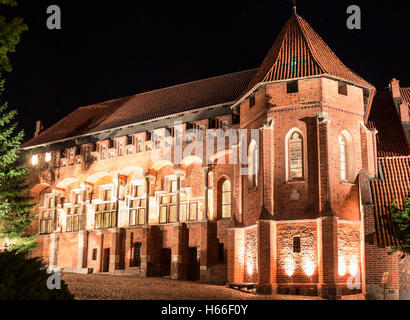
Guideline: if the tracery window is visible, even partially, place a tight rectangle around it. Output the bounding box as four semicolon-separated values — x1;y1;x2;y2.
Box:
248;140;258;190
288;131;304;180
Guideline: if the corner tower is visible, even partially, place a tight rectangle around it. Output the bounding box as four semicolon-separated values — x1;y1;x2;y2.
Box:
229;8;377;298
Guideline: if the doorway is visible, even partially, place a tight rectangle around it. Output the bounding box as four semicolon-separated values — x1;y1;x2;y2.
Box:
187;247;199;281
160;248;171;277
102;248;110;272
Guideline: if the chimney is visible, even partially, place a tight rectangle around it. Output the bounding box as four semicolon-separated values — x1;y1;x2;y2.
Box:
34;120;43;137
389;78;401;99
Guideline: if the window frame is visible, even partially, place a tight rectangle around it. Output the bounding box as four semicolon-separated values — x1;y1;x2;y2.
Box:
220;179;232;218
94;185;117;230
248;140;258;191
39;194;58;234
286;80;299;94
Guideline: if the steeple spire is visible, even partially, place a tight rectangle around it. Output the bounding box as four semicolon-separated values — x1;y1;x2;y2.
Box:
292;0;297;15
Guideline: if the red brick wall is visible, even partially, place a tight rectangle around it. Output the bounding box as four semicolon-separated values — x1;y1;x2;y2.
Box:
57;232;78;268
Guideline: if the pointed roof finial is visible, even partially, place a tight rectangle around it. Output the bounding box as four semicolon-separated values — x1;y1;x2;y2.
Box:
292;0;297;14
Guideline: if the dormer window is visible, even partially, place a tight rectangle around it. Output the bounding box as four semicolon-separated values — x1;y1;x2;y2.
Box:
287;80;298;93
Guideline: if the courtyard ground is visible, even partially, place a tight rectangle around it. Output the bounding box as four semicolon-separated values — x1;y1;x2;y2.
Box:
62;273;365;300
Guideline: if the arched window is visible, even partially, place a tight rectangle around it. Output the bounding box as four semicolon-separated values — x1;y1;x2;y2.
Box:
221;180;231;218
339;135;347;180
288;131;304;180
248;140;258;189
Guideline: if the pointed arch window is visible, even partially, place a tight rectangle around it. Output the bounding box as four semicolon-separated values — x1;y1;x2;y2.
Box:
221;180;231;218
339;135;347;180
248;140;258;190
288;131;304;180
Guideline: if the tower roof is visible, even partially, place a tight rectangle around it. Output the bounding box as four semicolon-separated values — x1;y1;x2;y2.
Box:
244;12;374;92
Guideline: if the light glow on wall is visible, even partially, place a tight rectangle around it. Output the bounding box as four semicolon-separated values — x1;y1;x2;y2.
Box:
284;256;295;276
349;256;358;276
338;254;347;276
31;155;38;166
246;258;254;276
303;257;315;276
45;152;51;162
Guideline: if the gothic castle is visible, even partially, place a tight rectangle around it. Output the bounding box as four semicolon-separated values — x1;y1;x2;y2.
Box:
14;8;410;299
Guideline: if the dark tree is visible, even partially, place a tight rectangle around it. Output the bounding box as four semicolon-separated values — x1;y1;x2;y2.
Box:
0;0;36;252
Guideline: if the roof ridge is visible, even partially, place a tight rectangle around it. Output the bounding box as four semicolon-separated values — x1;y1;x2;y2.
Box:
79;69;258;110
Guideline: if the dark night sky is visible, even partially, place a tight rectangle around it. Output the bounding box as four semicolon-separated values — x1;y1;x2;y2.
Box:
3;0;410;141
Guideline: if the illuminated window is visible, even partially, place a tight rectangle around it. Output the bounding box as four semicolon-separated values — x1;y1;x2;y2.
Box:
66;193;86;232
129;198;146;226
169;205;177;222
31;155;38;166
221;180;231;218
94;189;116;229
248;140;258;190
132;185;144;197
339;135;347;180
40;195;57;234
170;179;178;193
45;152;51;162
179;204;187;222
189;203;198;221
103;189;112;201
159;206;167;223
288;131;304;180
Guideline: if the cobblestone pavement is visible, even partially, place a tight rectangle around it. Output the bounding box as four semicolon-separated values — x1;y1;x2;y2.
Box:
62;273;364;300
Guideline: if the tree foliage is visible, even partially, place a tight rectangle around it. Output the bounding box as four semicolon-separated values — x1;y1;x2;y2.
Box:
0;0;28;73
0;0;36;252
391;197;410;257
0;250;74;300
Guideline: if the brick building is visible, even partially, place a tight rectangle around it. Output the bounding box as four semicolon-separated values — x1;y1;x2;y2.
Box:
13;8;410;299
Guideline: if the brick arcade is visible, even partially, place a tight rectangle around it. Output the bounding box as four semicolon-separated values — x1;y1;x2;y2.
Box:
11;8;410;299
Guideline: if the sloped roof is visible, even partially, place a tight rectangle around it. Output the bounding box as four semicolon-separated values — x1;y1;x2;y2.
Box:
400;87;410;104
244;12;374;93
22;69;257;149
371;157;409;247
368;90;410;247
367;91;410;157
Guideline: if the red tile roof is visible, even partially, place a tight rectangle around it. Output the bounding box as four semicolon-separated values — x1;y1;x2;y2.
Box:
244;12;374;93
22;69;257;149
369;90;410;247
371;157;410;247
367;91;410;157
400;87;410;104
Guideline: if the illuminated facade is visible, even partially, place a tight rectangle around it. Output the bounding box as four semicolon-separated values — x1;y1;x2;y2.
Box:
15;9;410;299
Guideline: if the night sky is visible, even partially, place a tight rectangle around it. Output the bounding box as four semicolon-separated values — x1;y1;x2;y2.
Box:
3;0;410;141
